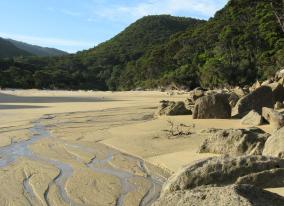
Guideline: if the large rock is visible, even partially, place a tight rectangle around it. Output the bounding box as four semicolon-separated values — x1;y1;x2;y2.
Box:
184;101;194;113
232;86;247;97
157;101;192;116
199;128;269;155
241;110;263;126
161;155;284;195
232;86;274;118
187;87;205;103
184;97;195;112
274;101;284;110
153;184;284;206
261;78;273;86
268;82;284;103
249;80;261;92
263;126;284;158
228;92;239;108
193;94;231;119
236;168;284;188
262;107;284;130
278;77;284;85
275;69;284;80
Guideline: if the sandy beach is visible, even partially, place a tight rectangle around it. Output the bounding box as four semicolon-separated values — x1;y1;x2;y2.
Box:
0;89;283;205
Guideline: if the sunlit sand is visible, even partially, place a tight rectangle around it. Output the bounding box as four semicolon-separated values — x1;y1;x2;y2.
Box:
0;90;282;205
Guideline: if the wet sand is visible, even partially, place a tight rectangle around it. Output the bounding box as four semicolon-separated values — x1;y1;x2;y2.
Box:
0;90;282;205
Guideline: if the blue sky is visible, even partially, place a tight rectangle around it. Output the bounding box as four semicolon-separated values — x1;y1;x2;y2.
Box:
0;0;228;53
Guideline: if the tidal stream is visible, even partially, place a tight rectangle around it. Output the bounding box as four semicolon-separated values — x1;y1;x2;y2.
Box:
0;115;164;206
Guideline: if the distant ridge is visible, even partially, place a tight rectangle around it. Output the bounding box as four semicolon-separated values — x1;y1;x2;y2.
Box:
7;39;68;57
0;37;30;58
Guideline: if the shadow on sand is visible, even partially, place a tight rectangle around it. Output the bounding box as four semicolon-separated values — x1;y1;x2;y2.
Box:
0;105;48;110
0;92;112;104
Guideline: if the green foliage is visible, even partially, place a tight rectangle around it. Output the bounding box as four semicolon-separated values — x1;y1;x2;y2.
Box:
137;0;284;88
0;0;284;90
199;58;231;88
0;38;31;58
7;39;68;57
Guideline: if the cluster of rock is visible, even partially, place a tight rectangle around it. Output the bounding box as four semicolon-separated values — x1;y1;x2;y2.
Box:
156;100;192;116
154;155;284;206
157;69;284;129
263;126;284;159
198;128;269;156
198;126;283;157
153;70;284;205
153;125;284;205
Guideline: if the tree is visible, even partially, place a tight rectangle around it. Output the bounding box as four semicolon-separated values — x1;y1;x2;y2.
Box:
199;58;232;89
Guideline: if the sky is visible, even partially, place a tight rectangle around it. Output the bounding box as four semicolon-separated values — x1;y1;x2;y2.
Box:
0;0;228;53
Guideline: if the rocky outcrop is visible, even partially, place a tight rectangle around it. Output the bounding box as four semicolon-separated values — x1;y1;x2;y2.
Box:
249;81;261;92
262;107;284;130
184;98;195;112
232;86;247;97
274;101;284;110
263;126;284;158
161;155;284;195
261;79;273;86
153;184;284;206
241;110;263;126
188;87;205;102
278;77;284;85
236;168;284;188
268;82;284;103
275;69;284;81
157;101;192;116
193;94;231;119
198;128;269;155
228;92;239;108
232;86;274;118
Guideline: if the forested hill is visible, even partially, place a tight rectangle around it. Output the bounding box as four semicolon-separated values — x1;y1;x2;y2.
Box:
0;0;283;90
76;15;204;90
135;0;284;89
7;39;68;57
0;15;203;89
82;15;203;60
0;37;31;58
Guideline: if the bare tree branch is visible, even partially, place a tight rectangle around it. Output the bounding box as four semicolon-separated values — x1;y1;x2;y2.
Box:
271;1;284;33
163;120;195;139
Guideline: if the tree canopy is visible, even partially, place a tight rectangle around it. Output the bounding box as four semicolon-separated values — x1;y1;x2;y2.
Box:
0;0;283;90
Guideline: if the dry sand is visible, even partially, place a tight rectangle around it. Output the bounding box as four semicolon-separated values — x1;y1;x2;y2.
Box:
0;89;282;205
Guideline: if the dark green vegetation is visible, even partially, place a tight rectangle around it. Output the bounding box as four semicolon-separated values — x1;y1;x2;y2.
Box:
0;0;283;90
0;38;30;58
7;39;68;57
0;38;67;59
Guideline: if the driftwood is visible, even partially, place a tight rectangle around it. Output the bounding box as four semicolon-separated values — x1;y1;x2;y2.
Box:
163;120;195;139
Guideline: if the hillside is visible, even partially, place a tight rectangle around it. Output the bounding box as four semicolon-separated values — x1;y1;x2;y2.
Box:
77;15;204;90
0;37;31;58
128;0;284;89
0;0;283;90
7;39;68;57
0;15;203;89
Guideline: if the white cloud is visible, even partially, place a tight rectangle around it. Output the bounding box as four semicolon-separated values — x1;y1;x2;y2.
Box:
89;0;228;21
